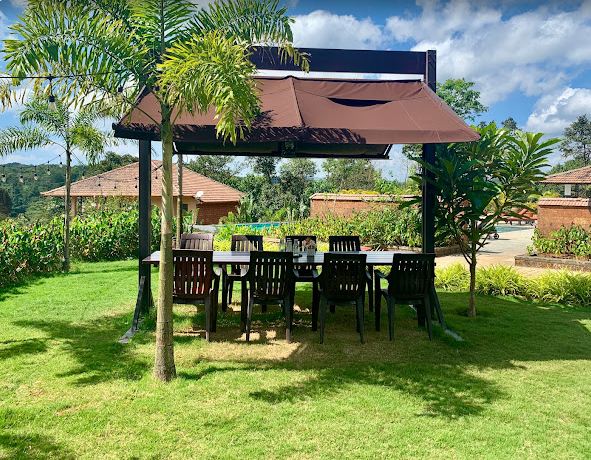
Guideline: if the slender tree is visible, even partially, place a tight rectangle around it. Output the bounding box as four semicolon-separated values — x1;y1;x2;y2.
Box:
3;0;306;381
408;124;558;316
0;97;108;270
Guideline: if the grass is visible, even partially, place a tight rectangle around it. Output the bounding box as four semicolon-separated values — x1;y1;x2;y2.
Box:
0;260;590;459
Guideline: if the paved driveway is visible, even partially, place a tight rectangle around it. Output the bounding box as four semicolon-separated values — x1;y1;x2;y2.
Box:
437;224;543;275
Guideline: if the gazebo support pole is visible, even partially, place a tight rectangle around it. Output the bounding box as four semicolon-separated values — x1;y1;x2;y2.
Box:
422;49;446;329
133;139;153;332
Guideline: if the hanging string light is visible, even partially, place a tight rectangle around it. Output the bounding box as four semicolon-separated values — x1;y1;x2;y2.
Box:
134;176;138;189
47;76;56;109
18;168;24;184
1;166;6;183
81;170;86;180
33;166;38;181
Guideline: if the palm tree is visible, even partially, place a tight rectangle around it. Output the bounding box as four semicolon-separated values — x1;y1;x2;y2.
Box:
2;0;307;381
0;97;108;271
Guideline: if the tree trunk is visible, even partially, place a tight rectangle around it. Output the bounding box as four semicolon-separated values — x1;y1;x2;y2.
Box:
63;148;71;272
154;105;176;382
467;243;477;317
176;153;183;248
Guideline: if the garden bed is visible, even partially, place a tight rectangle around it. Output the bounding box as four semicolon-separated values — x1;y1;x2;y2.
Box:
515;254;591;271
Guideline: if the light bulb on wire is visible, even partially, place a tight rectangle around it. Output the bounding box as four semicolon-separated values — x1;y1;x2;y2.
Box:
33;166;38;181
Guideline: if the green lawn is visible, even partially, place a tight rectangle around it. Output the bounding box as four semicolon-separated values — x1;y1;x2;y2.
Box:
1;260;590;459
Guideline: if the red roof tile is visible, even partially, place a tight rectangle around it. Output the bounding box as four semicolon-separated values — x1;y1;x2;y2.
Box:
541;166;591;184
42;161;243;203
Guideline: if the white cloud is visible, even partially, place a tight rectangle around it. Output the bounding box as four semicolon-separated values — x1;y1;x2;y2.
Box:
525;87;591;137
291;10;385;49
385;0;591;105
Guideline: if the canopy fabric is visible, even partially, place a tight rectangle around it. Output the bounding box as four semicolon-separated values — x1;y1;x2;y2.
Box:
113;76;479;158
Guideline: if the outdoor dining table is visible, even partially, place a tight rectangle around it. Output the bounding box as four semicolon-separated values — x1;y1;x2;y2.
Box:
142;250;414;267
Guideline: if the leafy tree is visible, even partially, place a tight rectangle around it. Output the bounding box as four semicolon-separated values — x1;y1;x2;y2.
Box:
437;78;488;122
408;124;558;316
560;115;591;166
0;189;11;218
87;151;138;175
279;158;316;209
502;117;518;132
0;97;108;270
248;157;280;183
3;0;306;381
186;155;239;187
323;159;380;191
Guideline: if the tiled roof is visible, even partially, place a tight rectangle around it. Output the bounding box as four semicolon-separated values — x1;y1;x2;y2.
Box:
541;166;591;184
538;198;591;207
42;161;244;203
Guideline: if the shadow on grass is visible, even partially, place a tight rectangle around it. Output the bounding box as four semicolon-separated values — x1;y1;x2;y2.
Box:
13;313;149;386
0;431;75;459
172;289;591;419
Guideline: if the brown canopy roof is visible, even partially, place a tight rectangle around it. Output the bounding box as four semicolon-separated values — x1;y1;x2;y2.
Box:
541;166;591;185
113;76;479;159
42;160;244;202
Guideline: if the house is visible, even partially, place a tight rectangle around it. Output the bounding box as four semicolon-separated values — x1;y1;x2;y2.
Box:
42;160;244;224
538;166;591;236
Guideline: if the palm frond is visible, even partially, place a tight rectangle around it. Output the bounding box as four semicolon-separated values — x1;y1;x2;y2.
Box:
191;0;309;71
70;124;109;164
0;126;54;156
19;97;70;137
159;31;259;143
4;0;144;105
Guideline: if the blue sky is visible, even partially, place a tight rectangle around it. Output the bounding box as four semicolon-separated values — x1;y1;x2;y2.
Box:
1;0;590;178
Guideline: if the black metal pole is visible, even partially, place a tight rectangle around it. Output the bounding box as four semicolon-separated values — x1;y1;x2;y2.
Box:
422;50;436;254
138;139;152;314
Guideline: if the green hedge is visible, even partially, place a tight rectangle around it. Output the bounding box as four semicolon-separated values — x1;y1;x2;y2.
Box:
531;226;591;259
218;207;444;249
436;263;591;307
0;207;163;288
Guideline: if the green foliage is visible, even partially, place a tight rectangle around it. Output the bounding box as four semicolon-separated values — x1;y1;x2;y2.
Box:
531;226;591;258
407;123;558;314
560;114;591;166
434;263;470;292
323;159;381;191
437;78;488;122
475;265;527;297
0;217;64;286
0;206;168;287
436;263;591;307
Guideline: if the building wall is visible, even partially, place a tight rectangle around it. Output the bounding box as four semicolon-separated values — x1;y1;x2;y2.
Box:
310;193;402;218
151;197;238;224
537;198;591;236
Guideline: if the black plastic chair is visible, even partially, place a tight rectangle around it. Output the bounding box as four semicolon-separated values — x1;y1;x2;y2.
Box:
180;233;214;250
172;249;220;341
242;251;295;343
374;253;435;341
286;235;319;329
222;235;263;312
315;252;368;344
328;235;374;312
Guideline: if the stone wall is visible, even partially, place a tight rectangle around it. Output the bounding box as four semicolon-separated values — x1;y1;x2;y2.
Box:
310;193;411;218
537;197;591;236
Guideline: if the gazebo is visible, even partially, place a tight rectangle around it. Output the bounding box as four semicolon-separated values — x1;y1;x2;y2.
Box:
113;46;479;334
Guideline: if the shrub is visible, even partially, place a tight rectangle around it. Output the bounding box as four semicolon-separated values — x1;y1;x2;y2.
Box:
531;226;591;258
436;263;591;308
435;263;469;291
475;265;527;297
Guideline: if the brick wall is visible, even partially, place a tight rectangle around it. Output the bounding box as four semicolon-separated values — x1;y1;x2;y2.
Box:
310;193;409;218
537;197;591;236
151;197;239;224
